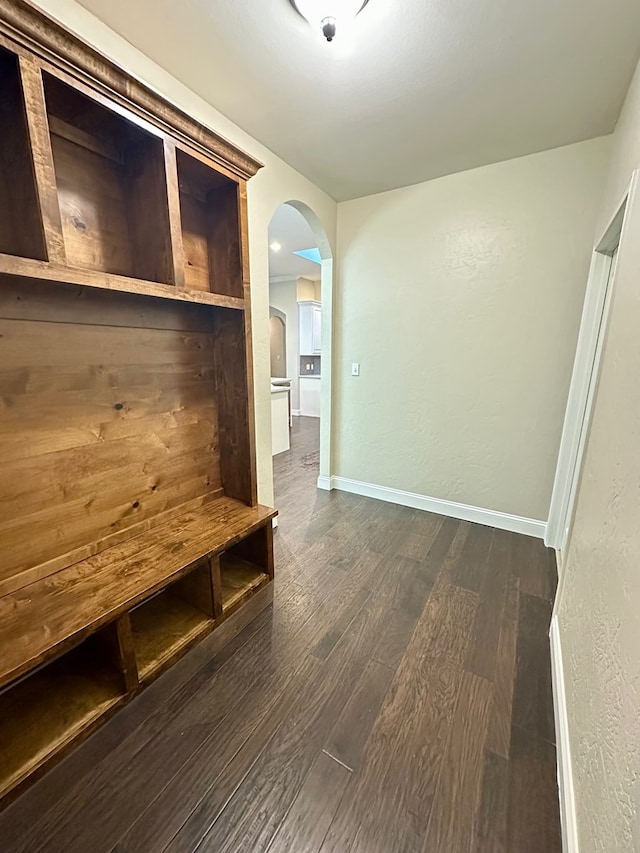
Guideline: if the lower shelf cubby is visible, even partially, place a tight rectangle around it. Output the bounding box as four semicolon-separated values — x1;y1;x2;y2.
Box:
220;554;269;612
130;562;215;682
220;527;272;614
0;629;127;799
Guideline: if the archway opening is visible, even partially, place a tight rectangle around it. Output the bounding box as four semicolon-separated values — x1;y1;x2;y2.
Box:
267;200;333;494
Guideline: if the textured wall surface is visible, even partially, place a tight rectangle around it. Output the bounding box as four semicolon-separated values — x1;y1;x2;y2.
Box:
334;138;610;520
32;0;337;512
559;58;640;853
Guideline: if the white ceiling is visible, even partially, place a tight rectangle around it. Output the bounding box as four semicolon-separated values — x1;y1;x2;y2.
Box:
75;0;640;201
268;204;320;280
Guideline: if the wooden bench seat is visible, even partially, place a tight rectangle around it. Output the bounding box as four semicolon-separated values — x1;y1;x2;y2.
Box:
0;495;276;690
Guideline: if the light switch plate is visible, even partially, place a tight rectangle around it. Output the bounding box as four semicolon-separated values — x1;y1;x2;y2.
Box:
351;363;360;376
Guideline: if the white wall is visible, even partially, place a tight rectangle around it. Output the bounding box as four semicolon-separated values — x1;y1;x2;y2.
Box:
558;57;640;853
269;279;300;410
31;0;337;511
334;137;610;522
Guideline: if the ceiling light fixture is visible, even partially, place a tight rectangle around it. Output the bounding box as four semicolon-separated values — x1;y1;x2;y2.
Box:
290;0;369;42
270;241;282;252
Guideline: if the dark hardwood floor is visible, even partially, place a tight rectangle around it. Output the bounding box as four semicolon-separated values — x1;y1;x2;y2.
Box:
0;416;561;852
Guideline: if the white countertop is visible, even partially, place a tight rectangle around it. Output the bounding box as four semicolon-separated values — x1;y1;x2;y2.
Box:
299;375;321;379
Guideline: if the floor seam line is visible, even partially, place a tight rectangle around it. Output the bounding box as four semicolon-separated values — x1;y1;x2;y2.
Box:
322;749;354;773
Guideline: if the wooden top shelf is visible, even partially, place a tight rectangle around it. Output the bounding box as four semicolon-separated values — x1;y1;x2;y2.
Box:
0;496;276;690
0;254;245;311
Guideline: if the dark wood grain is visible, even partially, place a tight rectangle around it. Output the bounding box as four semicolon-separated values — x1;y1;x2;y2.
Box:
474;749;509;853
324;658;394;771
450;521;493;592
486;573;520;758
512;533;556;600
465;528;514;681
267;752;351;853
512;594;555;745
507;726;562;853
422;670;493;852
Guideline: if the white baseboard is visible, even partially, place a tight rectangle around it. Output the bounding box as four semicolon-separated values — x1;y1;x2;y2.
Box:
550;617;579;853
320;476;545;538
292;409;301;417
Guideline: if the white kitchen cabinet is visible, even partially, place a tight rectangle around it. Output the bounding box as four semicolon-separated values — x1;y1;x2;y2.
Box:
299;301;322;355
299;376;321;418
271;388;290;455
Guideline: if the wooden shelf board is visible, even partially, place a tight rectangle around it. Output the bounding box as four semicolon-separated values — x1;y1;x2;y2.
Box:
131;592;213;682
221;555;269;613
0;642;124;799
0;253;244;311
0;496;277;690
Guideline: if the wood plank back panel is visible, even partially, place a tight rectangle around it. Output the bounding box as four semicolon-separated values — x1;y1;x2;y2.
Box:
0;280;222;591
213;308;256;505
0;48;46;261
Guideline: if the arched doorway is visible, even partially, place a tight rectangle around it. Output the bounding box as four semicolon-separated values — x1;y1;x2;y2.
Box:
267;200;334;488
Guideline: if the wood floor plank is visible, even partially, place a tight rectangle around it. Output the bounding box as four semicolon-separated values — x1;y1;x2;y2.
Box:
450;521;494;592
507;726;562;853
119;656;322;853
486;573;520;758
320;658;461;853
421;671;493;853
474;749;509;853
465;529;514;682
511;534;555;601
266;751;351;853
371;559;435;670
511;592;555;746
324;658;394;771
311;586;372;661
511;633;556;745
518;591;553;640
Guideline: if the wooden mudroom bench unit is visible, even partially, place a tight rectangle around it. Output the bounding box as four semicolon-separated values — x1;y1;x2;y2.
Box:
0;0;275;807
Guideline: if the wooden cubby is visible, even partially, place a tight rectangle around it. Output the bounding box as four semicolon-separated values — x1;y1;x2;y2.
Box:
43;72;175;283
220;526;273;614
0;1;274;808
131;560;216;682
0;47;47;261
176;148;243;297
0;625;128;800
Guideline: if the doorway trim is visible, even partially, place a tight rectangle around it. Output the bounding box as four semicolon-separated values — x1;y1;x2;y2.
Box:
546;171;639;552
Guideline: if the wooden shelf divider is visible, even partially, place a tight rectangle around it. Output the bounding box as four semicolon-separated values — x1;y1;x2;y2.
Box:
0;253;245;310
16;54;66;264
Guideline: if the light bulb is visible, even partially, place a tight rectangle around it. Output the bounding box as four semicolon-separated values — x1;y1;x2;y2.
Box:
293;0;367;41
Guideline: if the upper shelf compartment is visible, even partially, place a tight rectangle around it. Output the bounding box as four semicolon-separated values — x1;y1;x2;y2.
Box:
0;48;47;262
176;149;243;299
42;73;175;284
